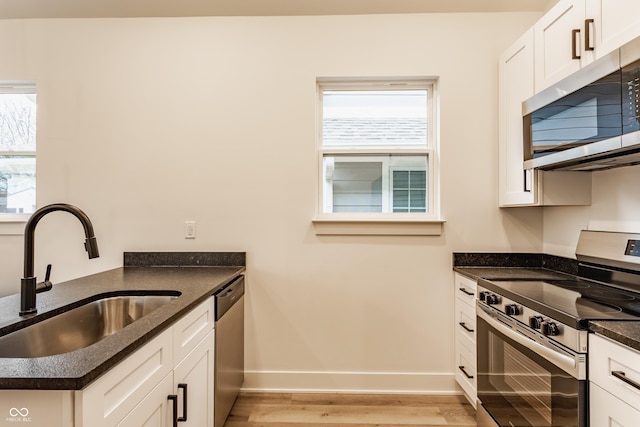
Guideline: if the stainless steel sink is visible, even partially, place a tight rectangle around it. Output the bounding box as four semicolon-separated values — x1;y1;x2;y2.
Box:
0;292;180;358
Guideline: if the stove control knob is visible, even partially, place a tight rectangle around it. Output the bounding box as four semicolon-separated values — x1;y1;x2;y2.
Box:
486;294;500;305
529;316;544;329
542;321;560;337
479;291;488;302
505;304;520;316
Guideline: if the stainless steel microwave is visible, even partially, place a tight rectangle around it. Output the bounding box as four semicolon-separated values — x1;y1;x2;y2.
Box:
523;45;640;171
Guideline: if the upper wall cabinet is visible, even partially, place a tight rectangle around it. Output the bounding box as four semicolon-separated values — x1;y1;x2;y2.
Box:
535;0;640;91
499;29;536;206
498;29;592;207
588;0;640;62
534;0;589;91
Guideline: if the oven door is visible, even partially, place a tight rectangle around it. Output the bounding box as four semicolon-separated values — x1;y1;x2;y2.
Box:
476;304;587;427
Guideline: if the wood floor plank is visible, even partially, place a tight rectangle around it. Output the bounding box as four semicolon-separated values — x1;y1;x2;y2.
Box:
249;404;448;424
225;392;477;426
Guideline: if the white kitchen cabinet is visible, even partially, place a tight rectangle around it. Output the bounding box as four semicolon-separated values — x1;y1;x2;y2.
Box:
587;0;640;62
535;0;589;91
77;328;174;427
172;329;215;427
589;333;640;427
116;375;174;427
453;273;477;408
590;383;640;427
498;27;592;207
534;0;640;91
499;28;536;206
77;296;215;427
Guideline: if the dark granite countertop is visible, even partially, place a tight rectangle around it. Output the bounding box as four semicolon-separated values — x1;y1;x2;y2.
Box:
589;321;640;352
0;252;245;390
452;251;640;350
453;266;574;281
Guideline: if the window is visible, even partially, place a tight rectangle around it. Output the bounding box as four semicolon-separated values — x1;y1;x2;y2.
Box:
316;79;439;223
0;82;36;216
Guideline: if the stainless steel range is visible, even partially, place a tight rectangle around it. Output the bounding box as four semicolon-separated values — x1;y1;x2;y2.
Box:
476;230;640;427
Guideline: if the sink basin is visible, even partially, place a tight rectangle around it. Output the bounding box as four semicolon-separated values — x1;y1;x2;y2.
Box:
0;292;180;358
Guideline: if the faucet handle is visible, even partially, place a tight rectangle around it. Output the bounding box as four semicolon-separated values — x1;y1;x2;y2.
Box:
36;264;53;294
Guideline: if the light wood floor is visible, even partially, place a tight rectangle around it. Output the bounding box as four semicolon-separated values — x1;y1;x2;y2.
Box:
224;393;477;426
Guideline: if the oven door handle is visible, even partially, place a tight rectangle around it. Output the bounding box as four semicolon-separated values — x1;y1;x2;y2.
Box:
477;305;578;376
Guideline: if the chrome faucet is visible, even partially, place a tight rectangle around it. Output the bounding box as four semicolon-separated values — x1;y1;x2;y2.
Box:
20;203;100;316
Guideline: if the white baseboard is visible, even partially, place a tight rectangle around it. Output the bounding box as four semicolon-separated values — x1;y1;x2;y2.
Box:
241;370;460;394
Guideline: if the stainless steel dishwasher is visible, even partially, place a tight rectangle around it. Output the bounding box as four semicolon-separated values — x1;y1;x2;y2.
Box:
214;274;245;427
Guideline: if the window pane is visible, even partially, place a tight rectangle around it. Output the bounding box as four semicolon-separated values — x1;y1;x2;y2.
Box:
0;93;36;152
323;90;427;147
0;156;35;214
392;169;427;213
323;154;427;214
331;160;383;213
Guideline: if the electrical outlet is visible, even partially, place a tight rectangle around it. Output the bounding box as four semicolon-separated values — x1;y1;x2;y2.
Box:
184;221;196;239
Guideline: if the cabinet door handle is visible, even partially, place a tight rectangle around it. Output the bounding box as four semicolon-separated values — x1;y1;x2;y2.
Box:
523;169;532;192
585;19;595;51
611;370;640;391
458;287;474;296
178;383;188;422
168;395;178;427
458;366;474;379
459;322;475;333
572;29;581;59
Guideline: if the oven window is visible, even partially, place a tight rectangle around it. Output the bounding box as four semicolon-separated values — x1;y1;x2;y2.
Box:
478;316;585;427
488;333;553;425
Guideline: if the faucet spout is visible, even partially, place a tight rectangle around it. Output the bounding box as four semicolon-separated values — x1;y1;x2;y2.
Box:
20;203;100;316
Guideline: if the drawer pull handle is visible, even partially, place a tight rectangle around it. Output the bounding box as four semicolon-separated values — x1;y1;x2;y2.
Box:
458;365;474;379
612;370;640;391
459;322;474;333
458;287;474;296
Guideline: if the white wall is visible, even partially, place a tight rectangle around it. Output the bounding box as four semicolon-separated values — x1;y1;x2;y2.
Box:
544;166;640;257
0;13;542;393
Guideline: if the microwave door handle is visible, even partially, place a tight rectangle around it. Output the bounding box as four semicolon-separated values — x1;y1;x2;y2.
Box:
477;305;577;376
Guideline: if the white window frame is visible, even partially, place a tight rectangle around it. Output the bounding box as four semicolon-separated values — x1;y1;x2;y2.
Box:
314;78;442;234
0;81;36;225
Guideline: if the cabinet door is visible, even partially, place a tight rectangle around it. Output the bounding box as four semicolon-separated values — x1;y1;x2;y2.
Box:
116;374;174;427
590;383;640;427
535;0;587;91
499;28;536;206
589;0;640;60
78;328;173;427
172;330;215;427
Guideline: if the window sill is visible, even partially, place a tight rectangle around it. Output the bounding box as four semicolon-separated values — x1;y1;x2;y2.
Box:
311;218;445;236
0;215;29;235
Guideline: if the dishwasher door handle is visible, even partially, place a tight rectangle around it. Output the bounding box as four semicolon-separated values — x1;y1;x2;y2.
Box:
215;276;245;320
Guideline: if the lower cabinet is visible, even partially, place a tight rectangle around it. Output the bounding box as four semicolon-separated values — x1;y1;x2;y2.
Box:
589;333;640;427
77;296;215;427
453;273;477;408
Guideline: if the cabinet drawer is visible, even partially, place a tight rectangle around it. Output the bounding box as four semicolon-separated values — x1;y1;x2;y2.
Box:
173;296;215;363
78;327;173;427
454;273;477;306
590;334;640;409
454;342;476;402
590;382;640;427
455;302;476;346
